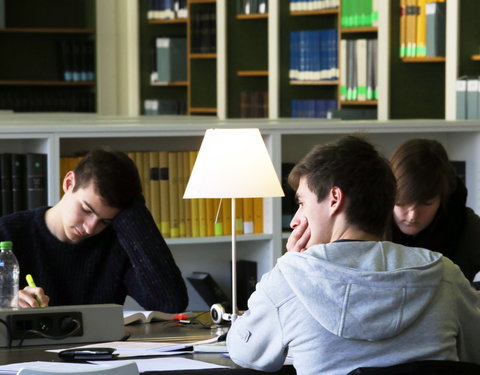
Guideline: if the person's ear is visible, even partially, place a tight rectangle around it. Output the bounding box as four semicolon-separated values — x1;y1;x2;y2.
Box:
329;186;344;215
62;171;76;194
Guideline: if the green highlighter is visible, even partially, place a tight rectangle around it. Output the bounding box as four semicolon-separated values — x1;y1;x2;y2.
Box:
25;274;45;307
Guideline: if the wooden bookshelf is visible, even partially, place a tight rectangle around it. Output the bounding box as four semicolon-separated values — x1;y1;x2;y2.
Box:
290;9;339;16
341;100;378;106
190;53;217;59
340;27;378;34
151;81;188;87
290;80;339;86
148;19;187;24
237;14;268;20
0;81;95;86
189;0;216;3
401;57;446;63
237;71;268;77
0;28;94;34
189;107;217;114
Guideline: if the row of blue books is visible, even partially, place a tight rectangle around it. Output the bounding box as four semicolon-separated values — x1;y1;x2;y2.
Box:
146;0;187;20
291;99;337;118
290;0;339;12
289;29;338;81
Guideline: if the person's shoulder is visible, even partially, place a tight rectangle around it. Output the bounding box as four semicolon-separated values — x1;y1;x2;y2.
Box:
0;207;45;225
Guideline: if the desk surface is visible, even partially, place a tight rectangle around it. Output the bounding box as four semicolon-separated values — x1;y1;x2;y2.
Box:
0;321;295;375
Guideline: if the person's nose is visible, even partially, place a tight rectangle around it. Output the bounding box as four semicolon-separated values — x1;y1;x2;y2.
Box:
290;210;302;229
83;215;99;235
406;206;418;222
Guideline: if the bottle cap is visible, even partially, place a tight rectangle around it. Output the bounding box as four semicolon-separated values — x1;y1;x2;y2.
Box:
0;241;13;250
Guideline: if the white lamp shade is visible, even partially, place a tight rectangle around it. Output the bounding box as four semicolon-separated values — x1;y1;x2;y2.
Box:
184;128;284;199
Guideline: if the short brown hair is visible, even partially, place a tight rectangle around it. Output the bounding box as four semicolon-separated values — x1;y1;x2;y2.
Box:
73;148;142;210
288;135;396;237
390;139;456;207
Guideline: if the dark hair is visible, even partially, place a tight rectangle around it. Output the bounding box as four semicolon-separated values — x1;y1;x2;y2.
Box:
288;135;396;237
390;139;456;207
73;148;142;209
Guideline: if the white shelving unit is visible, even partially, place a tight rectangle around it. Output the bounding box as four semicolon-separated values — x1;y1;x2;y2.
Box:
1;114;480;310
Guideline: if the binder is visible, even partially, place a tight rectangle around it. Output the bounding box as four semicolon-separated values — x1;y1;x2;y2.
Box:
11;154;26;212
26;153;47;210
466;78;479;120
456;76;467;120
426;1;446;57
0;154;12;215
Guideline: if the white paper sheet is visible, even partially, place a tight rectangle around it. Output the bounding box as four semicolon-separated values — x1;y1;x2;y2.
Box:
0;361;112;374
92;358;228;372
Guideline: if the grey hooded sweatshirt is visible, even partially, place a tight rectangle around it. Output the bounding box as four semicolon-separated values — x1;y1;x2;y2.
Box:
227;241;480;375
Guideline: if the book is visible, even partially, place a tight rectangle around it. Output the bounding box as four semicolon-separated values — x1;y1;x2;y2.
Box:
253;197;263;234
168;152;180;238
159;151;170;238
177;151;186;237
123;309;189;325
235;260;257;311
456;76;467;120
149;151;161;228
155;37;187;83
142;152;152;213
0;154;11;215
426;0;446;57
11;154;26;212
26;153;47;210
466;78;479;120
187;272;230;307
243;198;254;234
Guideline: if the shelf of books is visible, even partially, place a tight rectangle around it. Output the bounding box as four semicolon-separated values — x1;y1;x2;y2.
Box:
0;0;96;113
337;0;379;120
228;1;268;118
453;1;480;121
281;1;340;119
391;0;447;119
188;1;218;115
140;0;188;116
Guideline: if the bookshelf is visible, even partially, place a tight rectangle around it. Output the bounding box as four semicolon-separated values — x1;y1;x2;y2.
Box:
0;0;96;113
2;113;480;310
280;2;340;119
227;1;268;118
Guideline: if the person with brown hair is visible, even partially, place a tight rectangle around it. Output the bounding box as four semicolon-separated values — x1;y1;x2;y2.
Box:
0;148;188;311
226;135;480;375
390;138;480;281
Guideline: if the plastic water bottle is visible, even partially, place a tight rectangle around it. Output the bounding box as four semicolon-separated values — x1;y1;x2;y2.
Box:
0;241;19;308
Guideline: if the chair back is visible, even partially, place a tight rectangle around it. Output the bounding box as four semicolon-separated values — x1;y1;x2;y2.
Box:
347;360;480;375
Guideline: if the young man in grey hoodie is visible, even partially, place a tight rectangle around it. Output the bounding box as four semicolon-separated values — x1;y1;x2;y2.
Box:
226;135;480;375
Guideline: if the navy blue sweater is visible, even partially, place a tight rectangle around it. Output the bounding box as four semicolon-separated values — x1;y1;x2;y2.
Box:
0;204;188;312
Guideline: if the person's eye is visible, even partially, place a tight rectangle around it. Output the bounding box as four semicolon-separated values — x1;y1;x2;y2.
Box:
81;207;92;214
101;219;112;226
422;201;434;206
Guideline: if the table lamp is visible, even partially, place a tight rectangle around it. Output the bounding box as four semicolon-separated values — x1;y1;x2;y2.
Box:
183;128;284;322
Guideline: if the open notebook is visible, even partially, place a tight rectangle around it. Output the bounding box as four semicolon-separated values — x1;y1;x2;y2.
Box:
123;310;191;325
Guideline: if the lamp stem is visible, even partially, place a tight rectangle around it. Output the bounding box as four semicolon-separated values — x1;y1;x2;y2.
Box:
231;197;238;322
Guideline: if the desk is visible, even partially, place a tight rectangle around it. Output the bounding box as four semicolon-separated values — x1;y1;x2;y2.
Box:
0;322;295;375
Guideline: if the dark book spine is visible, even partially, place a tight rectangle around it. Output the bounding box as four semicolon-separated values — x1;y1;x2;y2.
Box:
236;260;257;311
0;154;12;215
11;153;26;212
26;153;47;210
